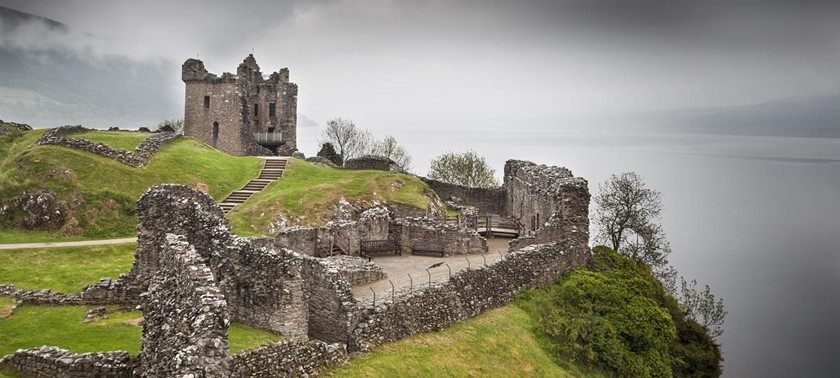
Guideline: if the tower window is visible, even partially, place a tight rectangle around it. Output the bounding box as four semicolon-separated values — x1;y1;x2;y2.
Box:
269;103;276;117
212;122;219;146
204;96;210;109
254;103;259;118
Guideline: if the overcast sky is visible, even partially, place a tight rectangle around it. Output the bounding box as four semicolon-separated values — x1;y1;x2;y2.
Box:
2;0;839;134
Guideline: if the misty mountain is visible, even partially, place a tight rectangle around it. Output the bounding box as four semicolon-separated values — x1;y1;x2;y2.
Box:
623;95;840;138
0;6;181;129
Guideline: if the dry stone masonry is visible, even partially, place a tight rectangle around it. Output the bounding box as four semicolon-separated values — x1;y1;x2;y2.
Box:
36;125;180;168
0;347;137;378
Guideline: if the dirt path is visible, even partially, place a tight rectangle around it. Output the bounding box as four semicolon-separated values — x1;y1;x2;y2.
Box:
0;237;137;250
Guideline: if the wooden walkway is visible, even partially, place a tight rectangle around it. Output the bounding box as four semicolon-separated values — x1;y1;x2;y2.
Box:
445;215;520;238
219;157;287;213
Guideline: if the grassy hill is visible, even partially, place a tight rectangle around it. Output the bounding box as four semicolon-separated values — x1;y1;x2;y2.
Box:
228;159;440;235
0;128;262;239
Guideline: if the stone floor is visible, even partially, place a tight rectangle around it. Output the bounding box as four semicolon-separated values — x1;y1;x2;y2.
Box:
351;237;512;299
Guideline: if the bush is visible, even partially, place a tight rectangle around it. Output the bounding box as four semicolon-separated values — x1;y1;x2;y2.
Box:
517;246;722;377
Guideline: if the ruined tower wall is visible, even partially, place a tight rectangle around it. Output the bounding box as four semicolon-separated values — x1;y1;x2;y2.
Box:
421;177;507;215
504;160;590;249
183;79;247;155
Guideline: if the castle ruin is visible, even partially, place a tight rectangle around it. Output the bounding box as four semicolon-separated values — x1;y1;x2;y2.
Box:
182;54;298;156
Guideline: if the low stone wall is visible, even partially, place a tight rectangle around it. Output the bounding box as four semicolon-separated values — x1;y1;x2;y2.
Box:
0;120;32;136
344;155;405;172
322;256;386;286
348;238;590;352
421;177;507;215
140;234;229;377
305;156;339;168
0;346;137;378
229;340;347;377
36;125;179;168
393;217;487;255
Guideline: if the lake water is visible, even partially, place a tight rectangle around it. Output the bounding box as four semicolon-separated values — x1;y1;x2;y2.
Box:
300;128;840;377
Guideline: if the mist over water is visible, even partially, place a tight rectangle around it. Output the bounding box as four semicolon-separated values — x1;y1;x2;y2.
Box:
302;129;840;376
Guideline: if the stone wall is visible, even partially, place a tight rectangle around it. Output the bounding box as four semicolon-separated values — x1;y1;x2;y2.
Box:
504;160;590;250
322;256;386;286
133;184;307;339
36;125;179;168
421;177;507;215
140;234;229;377
349;238;590;352
344;155;405;172
0;120;32;135
393;217;488;255
299;256;360;344
0;347;137;378
229;340;347;377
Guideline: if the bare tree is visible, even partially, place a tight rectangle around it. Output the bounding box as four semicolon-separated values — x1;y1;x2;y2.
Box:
679;277;727;339
595;172;726;338
370;135;412;170
318;117;372;161
428;150;498;188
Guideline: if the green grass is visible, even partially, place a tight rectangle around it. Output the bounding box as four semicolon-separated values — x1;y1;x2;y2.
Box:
0;230;88;244
0;305;282;358
70;131;155;151
323;306;579;378
228;159;435;235
0;244;136;293
0;129;262;239
0;296;15;319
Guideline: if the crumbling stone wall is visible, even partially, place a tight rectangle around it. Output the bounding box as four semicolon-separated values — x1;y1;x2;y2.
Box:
132;184;307;339
421;177;507;215
140;234;229;377
349;238;590;352
393;217;488;255
0;347;137;378
504;160;590;249
229;340;347;377
299;256;360;344
0;190;68;231
36;125;179;168
0;119;32;135
182;54;298;156
344;155;405;172
322;256;386;286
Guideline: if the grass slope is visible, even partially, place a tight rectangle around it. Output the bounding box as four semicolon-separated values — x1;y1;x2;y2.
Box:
228;159;435;235
323;306;578;378
0;244;136;293
71;131;154;151
0;305;282;358
0;129;262;239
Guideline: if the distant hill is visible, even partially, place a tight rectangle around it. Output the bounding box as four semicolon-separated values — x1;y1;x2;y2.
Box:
0;6;181;129
622;95;840;138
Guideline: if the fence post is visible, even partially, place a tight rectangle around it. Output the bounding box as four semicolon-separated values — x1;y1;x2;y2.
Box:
445;263;452;278
482;253;487;267
408;273;413;292
498;251;504;261
389;280;395;299
426;269;432;288
464;257;470;270
370;287;376;306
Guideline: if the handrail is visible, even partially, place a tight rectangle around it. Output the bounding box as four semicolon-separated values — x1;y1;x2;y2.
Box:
254;132;283;143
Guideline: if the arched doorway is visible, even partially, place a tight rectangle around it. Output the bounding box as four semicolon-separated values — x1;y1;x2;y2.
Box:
212;122;219;146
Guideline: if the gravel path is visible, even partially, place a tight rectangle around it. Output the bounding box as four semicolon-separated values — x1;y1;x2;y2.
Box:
0;237;137;250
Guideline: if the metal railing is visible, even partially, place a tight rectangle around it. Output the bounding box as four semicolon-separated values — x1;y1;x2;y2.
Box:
254;132;283;143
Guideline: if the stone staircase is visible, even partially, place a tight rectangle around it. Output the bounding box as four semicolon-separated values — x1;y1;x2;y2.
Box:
219;157;288;214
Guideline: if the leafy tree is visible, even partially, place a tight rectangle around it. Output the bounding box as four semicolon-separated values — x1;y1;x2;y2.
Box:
428;150;498;188
156;118;184;134
370;135;412;170
318;117;372;161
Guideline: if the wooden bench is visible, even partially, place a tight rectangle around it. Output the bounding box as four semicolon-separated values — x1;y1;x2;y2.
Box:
411;240;445;257
360;239;401;260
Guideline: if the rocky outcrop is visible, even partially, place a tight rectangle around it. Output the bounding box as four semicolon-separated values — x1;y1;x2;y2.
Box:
0;190;68;230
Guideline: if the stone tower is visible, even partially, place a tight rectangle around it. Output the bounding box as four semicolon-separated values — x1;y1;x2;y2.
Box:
182;54;298;156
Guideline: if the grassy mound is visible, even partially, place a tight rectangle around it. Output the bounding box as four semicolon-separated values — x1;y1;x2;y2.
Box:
0;129;262;239
228;159;438;235
0;244;136;293
71;131;155;151
0;305;282;358
323;306;582;378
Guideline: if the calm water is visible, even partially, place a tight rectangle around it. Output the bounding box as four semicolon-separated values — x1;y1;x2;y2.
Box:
300;128;840;377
